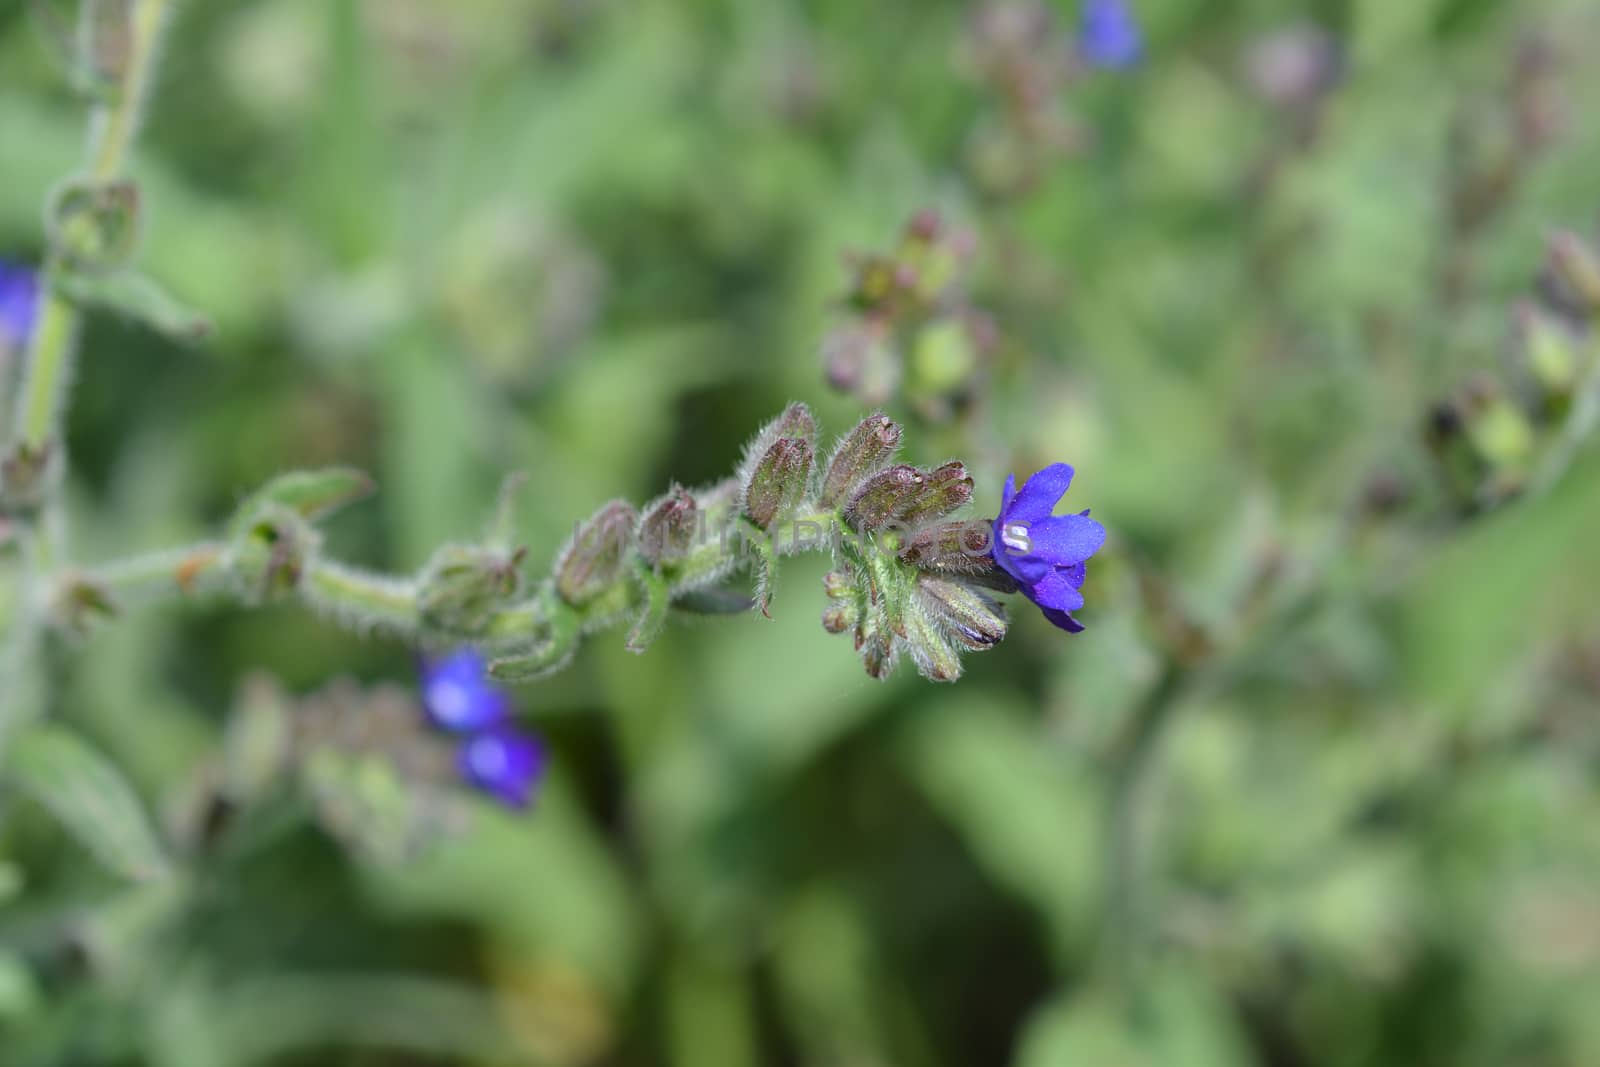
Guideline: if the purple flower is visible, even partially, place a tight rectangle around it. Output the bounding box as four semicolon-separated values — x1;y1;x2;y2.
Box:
992;463;1106;632
0;261;40;349
457;727;546;809
1080;0;1143;70
420;648;510;732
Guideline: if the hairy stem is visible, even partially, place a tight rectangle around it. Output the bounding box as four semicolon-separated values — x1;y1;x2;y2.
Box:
12;0;170;451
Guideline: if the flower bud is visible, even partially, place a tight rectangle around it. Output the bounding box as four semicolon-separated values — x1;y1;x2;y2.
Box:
820;414;902;507
894;461;974;526
771;401;817;443
915;575;1008;651
49;571;118;637
901;608;963;682
844;464;923;531
823;570;852;598
897;520;1003;576
638;484;699;563
555;500;637;605
821;602;856;634
47;178;141;273
227;507;318;603
417;544;525;635
1547;232;1600;315
0;441;57;516
1515;301;1579;412
743;437;813;529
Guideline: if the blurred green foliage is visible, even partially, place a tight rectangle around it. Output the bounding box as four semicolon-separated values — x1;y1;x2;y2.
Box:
5;0;1600;1064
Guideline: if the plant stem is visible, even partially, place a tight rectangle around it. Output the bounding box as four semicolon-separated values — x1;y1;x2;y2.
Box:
12;0;170;451
1101;659;1188;986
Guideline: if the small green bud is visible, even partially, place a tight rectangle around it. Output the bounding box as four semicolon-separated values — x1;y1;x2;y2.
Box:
915;575;1008;651
844;464;923;531
821;603;856;634
47;178;141;272
894;461;974;526
820;413;902;507
555;500;637;605
417;543;525;636
822;570;852;598
223;676;294;805
743;437;813;530
1547;232;1600;315
228;507;318;603
901;608;963;682
638;484;699;563
0;441;58;516
1516;301;1580;411
49;572;118;637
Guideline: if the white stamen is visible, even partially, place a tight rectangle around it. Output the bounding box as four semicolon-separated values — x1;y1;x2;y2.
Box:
1001;521;1032;553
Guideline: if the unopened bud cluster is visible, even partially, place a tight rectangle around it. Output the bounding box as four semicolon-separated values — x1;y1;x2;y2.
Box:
820;211;997;422
1424;231;1600;511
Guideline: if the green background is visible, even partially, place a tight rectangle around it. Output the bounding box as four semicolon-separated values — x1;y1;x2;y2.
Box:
5;0;1600;1064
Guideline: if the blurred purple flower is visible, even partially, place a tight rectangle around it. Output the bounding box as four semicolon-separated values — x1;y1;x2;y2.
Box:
992;463;1106;632
0;261;40;348
1080;0;1143;70
420;647;510;732
457;727;546;809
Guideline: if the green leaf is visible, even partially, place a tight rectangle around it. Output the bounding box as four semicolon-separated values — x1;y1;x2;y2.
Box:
229;467;376;538
4;725;170;882
55;268;213;343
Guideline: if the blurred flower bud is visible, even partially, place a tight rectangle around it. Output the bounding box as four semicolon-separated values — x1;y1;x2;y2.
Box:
223;675;294;805
1545;232;1600;316
47;178;141;273
844;464;923;531
227;507;318;603
895;461;975;526
555;500;637;605
1462;378;1535;472
743;437;813;530
908;320;981;412
417;543;526;636
0;441;58;516
638;484;699;564
48;572;118;638
1243;25;1341;109
1515;300;1581;412
820;413;902;507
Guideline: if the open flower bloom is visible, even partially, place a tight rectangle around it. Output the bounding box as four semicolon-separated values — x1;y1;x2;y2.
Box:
420;648;511;732
1080;0;1143;70
991;462;1106;632
457;727;546;809
0;261;39;349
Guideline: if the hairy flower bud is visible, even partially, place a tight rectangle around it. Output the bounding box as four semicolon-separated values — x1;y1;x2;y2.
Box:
844;464;923;531
743;437;813;529
555;500;637;605
1516;301;1579;412
771;401;817;443
894;461;974;526
638;484;699;563
1547;231;1600;315
915;575;1008;651
417;544;525;635
820;414;902;507
821;602;856;633
898;520;1003;576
